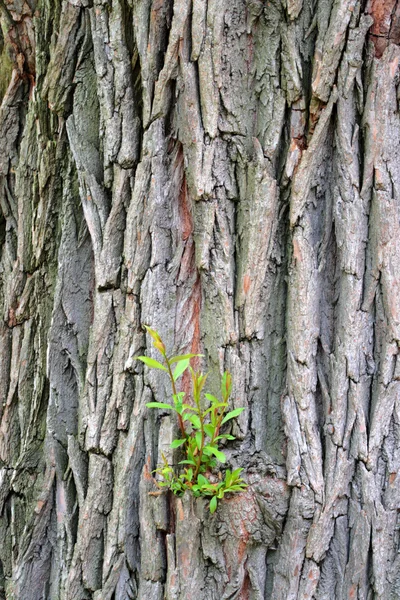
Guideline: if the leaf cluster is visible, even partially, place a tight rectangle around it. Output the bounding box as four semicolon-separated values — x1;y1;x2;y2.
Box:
137;326;247;513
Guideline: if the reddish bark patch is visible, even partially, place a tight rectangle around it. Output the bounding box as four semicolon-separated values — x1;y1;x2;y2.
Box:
35;499;45;514
308;97;326;137
179;177;192;242
369;0;400;57
143;455;153;480
238;536;248;563
246;31;255;73
176;498;185;522
290;100;307;149
190;277;201;357
179;273;202;395
292;237;302;263
239;571;251;600
7;309;17;328
243;274;251;295
173;146;202;392
6;5;36;77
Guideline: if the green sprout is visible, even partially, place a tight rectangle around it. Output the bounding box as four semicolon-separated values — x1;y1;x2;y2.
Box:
137;326;247;513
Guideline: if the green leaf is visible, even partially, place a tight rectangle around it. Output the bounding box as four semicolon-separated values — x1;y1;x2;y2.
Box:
188;414;201;429
173;392;185;404
178;459;197;466
195;430;202;450
204;424;215;438
214;434;235;441
173;392;185;414
170;438;187;448
191;369;208;401
137;356;168;371
143;326;166;354
143;326;161;342
173;358;190;381
169;354;203;365
231;468;244;478
204;393;220;405
146;402;172;410
225;469;232;487
221;407;245;425
225;485;247;492
203;446;226;463
209;496;218;513
204;403;228;415
221;371;232;400
187;442;196;461
197;474;208;487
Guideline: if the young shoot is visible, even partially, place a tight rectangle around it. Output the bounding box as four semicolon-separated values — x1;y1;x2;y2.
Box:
137;326;247;513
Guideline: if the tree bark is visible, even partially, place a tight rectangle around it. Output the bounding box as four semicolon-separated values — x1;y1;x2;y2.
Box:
0;0;400;598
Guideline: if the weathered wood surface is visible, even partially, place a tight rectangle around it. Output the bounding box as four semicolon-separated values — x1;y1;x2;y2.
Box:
0;0;399;598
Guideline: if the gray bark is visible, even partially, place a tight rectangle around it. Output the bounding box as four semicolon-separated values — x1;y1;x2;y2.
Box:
0;0;399;598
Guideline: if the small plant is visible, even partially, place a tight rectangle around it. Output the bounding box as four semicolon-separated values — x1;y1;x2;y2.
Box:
137;326;247;513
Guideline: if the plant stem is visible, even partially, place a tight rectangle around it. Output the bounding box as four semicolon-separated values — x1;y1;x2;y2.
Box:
165;358;187;438
193;389;205;480
211;410;223;445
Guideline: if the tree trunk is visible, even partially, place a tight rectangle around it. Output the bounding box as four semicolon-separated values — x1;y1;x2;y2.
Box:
0;0;399;598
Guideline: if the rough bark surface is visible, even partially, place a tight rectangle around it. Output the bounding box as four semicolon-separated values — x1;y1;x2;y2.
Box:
0;0;399;598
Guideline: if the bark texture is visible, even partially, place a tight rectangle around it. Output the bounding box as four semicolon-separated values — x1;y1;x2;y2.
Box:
0;0;400;598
